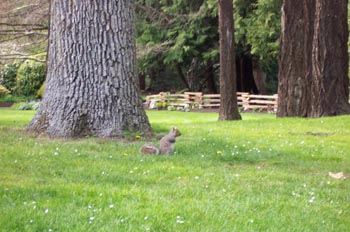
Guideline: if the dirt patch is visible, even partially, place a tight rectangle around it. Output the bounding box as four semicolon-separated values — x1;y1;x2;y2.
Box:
191;108;219;113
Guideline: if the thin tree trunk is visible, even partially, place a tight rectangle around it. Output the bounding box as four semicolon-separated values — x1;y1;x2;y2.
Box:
176;63;190;90
218;0;241;120
205;62;217;94
253;60;267;94
139;72;146;91
27;0;151;138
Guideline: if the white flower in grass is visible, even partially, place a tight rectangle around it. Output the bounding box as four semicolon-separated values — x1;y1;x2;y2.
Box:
194;176;199;180
109;204;114;208
308;196;315;203
44;208;49;214
144;216;148;220
176;216;185;224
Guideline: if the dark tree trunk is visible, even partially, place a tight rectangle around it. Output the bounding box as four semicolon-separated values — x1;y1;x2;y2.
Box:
187;58;199;91
27;0;152;138
139;72;146;91
218;0;241;121
205;62;217;94
278;0;350;117
236;55;259;94
253;60;267;94
176;64;190;90
148;67;157;92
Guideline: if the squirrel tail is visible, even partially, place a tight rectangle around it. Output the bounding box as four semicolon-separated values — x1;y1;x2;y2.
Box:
140;144;160;155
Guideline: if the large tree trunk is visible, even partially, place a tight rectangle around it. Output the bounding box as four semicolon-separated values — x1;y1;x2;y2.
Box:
277;0;350;117
310;0;350;116
277;0;314;117
27;0;151;138
218;0;241;121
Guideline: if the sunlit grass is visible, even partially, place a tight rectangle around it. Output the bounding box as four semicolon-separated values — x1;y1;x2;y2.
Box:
1;109;350;231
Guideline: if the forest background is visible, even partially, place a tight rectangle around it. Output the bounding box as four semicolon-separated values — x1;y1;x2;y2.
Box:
0;0;288;99
2;0;350;103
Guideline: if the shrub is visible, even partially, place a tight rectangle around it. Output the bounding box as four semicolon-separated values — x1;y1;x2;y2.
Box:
11;101;41;110
37;82;46;99
156;101;167;109
0;63;20;91
0;85;11;97
167;105;175;111
0;95;30;103
31;101;41;110
13;60;46;96
11;102;31;110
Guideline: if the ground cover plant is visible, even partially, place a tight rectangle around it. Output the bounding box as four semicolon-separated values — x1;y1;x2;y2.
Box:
0;109;349;231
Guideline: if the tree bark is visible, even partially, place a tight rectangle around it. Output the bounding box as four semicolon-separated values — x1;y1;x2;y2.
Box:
278;0;350;117
218;0;241;120
27;0;152;138
310;0;350;116
277;0;314;117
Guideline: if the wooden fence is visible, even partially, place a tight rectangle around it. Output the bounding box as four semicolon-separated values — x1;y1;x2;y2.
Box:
145;92;278;112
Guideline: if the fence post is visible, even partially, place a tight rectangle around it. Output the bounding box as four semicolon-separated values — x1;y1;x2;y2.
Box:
242;93;250;110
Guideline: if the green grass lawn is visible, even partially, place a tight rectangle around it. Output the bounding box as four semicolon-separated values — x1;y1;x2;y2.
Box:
0;109;349;231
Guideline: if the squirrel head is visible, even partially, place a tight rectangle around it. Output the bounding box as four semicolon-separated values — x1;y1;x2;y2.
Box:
171;127;181;137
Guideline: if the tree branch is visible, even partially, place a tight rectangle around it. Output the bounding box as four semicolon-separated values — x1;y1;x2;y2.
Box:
0;53;46;63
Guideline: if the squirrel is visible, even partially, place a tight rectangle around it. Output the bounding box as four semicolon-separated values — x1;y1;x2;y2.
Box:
140;127;181;155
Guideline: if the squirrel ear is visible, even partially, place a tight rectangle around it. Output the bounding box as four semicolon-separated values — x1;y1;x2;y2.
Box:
172;126;176;131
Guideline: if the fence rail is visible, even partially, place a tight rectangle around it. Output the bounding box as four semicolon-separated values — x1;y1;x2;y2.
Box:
145;92;278;112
